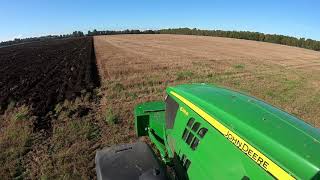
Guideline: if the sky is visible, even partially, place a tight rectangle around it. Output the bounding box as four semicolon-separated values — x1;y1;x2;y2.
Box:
0;0;319;41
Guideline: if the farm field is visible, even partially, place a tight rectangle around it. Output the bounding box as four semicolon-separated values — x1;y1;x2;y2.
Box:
0;37;100;130
94;34;320;142
93;35;320;178
1;34;320;179
0;37;101;179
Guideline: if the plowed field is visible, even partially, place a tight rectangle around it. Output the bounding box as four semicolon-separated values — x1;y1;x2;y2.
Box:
0;37;100;130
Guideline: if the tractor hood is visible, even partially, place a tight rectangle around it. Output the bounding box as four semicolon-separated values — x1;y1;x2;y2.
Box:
166;83;320;179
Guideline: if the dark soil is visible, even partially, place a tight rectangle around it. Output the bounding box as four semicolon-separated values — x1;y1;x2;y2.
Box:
0;37;100;130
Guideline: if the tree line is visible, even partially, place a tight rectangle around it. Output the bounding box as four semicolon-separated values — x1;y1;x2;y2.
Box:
158;28;320;51
0;30;158;47
0;31;85;47
1;28;319;51
87;29;158;36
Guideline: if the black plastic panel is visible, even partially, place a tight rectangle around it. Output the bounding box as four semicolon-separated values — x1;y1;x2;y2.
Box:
191;138;200;150
186;132;194;145
187;118;195;127
184;159;191;170
165;95;179;129
182;128;189;140
95;141;167;180
192;122;200;132
198;128;208;138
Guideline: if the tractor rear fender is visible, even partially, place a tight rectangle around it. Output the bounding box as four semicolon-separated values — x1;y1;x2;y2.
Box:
134;101;166;139
134;101;169;160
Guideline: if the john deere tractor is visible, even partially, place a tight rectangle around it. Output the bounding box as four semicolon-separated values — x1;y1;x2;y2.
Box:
95;84;320;180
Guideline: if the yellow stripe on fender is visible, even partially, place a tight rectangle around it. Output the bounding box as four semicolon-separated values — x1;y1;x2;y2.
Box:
170;91;295;180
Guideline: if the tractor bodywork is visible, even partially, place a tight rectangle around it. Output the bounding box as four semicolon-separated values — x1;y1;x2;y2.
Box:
134;84;320;180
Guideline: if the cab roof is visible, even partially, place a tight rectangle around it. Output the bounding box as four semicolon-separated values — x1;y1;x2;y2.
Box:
167;83;320;179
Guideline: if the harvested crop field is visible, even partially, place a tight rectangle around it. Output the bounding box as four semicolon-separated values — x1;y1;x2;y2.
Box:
94;34;320;132
0;37;100;130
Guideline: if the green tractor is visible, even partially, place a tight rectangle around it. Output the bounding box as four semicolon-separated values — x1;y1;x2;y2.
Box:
96;84;320;180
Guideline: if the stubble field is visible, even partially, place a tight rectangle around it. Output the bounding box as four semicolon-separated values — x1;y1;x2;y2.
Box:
94;34;320;135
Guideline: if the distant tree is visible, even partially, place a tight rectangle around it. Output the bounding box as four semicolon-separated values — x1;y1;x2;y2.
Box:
72;31;84;37
93;29;98;35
